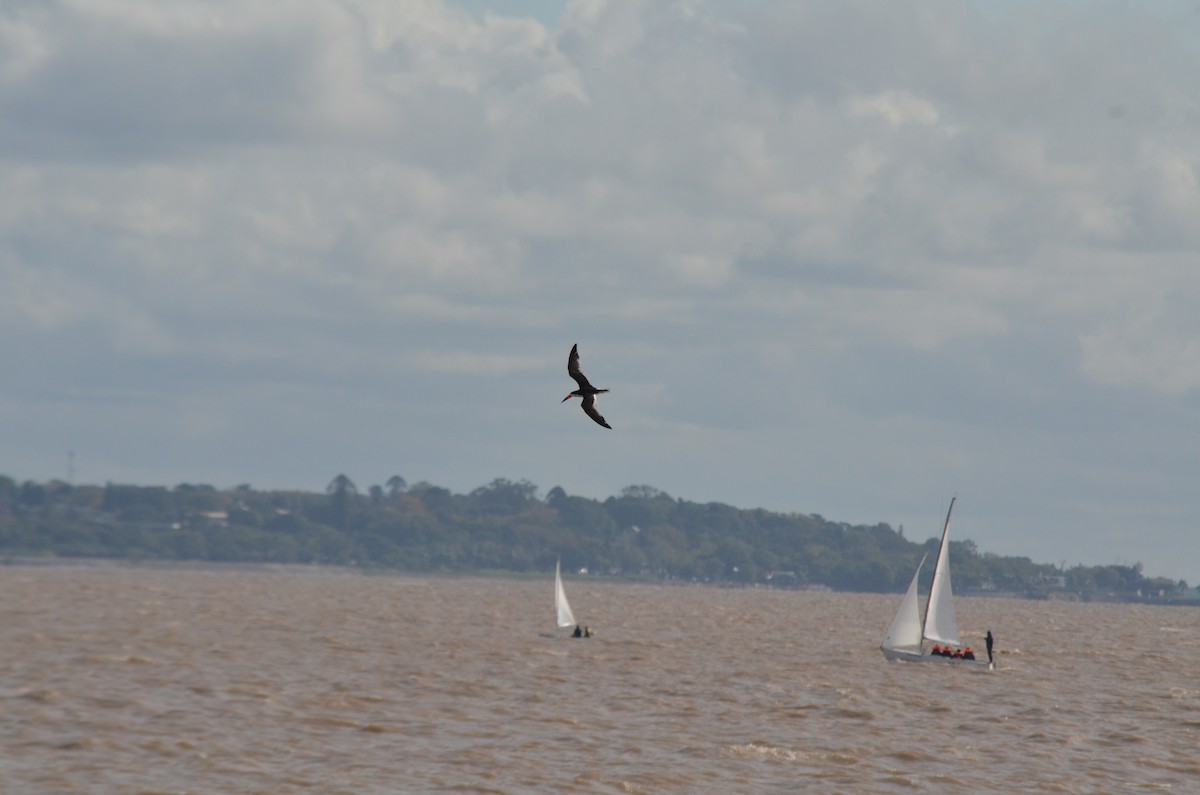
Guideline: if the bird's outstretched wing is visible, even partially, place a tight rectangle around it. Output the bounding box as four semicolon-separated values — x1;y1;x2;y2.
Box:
580;394;612;429
567;343;596;391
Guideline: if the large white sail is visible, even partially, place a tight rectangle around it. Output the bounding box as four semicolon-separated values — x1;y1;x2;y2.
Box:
922;498;960;646
882;553;927;651
555;558;576;629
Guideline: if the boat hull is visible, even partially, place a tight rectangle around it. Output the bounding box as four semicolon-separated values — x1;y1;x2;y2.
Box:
880;646;994;671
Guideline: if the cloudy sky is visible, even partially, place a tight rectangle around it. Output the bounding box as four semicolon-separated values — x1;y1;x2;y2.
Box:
2;0;1199;581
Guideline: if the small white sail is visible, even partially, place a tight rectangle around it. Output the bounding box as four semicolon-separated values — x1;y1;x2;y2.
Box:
555;558;576;629
882;553;927;651
922;498;960;646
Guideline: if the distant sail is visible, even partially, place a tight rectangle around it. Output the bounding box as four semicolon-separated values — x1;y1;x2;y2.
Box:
882;553;927;651
555;558;576;629
922;498;960;646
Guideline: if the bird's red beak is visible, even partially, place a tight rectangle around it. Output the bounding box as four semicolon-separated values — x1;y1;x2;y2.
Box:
562;394;575;403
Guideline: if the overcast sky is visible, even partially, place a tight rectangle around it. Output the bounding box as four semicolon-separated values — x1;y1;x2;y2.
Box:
2;0;1199;581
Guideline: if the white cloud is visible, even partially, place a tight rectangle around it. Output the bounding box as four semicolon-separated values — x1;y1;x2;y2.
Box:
0;250;177;355
1080;318;1200;396
665;252;735;289
0;0;396;156
1077;260;1200;396
846;90;941;127
408;349;546;376
0;257;90;332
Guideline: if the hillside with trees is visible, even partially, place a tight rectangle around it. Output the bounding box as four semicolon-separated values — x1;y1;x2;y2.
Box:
0;473;1190;602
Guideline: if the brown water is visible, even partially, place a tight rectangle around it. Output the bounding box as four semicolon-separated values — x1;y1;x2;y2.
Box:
1;564;1197;794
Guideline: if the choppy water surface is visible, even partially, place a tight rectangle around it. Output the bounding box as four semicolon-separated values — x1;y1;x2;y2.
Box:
1;564;1198;793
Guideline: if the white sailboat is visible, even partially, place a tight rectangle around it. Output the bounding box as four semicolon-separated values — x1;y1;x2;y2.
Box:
555;557;576;631
880;498;993;670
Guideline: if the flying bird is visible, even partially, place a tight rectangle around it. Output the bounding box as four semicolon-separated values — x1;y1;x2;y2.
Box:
563;343;612;429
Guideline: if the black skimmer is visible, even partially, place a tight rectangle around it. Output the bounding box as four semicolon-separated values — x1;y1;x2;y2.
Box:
563;343;611;429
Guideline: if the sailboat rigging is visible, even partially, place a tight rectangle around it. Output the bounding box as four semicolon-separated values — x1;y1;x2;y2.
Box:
880;498;993;670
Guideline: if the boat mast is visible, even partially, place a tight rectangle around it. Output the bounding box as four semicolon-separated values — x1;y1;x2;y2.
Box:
920;496;955;643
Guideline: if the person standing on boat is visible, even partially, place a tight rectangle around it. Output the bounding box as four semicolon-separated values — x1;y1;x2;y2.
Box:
572;624;583;638
985;630;994;663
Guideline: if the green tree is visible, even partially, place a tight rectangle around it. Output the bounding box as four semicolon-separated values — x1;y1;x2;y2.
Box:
19;481;47;507
470;479;538;514
326;474;357;532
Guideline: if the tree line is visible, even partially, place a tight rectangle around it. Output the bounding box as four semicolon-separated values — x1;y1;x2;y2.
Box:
0;473;1189;600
